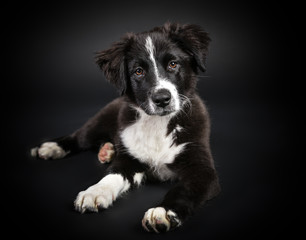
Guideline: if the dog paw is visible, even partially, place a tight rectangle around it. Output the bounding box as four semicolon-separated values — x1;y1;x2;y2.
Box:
142;207;181;233
74;184;114;213
74;174;130;213
31;142;68;160
98;142;115;163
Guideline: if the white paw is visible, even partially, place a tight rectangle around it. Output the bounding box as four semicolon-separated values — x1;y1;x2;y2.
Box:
142;207;181;233
31;142;68;160
74;174;131;213
74;186;113;213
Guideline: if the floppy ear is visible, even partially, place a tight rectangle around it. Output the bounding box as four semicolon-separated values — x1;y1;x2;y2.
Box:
163;23;211;72
96;35;133;95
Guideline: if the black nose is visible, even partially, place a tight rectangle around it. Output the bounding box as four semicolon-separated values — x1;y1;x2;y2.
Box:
152;89;171;108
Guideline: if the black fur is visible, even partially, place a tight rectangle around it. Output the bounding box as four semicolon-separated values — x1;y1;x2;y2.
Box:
33;23;220;232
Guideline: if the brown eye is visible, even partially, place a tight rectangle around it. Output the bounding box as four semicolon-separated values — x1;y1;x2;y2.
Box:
135;68;144;76
168;61;177;69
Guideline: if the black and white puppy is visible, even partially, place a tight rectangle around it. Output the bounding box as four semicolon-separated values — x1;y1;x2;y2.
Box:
31;23;220;233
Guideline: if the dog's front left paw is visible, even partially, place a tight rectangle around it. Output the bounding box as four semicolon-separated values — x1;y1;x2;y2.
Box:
142;207;181;233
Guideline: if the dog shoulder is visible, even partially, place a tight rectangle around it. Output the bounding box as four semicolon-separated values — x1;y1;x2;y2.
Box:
169;94;210;142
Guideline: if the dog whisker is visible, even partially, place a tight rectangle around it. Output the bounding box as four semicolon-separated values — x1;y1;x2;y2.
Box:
178;94;192;117
191;75;212;79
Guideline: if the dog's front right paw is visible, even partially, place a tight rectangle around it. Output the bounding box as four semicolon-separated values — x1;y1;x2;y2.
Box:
74;185;114;213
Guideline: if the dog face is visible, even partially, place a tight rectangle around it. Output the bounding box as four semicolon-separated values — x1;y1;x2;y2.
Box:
96;23;210;116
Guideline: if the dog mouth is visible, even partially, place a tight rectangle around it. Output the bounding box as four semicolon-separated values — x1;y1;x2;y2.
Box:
135;87;182;116
148;88;179;116
140;101;178;116
151;108;175;116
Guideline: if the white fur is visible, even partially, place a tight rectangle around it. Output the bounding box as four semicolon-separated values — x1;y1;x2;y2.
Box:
145;36;180;113
120;108;187;181
145;36;159;77
32;142;69;160
175;124;183;132
133;172;145;186
74;173;130;213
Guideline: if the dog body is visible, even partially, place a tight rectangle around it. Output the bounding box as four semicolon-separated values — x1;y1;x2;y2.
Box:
32;23;220;233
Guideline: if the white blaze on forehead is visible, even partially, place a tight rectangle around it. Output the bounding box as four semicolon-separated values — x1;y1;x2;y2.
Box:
145;36;159;78
145;36;180;112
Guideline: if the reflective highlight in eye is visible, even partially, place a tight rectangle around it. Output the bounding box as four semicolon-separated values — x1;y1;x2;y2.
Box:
135;68;144;76
168;61;177;70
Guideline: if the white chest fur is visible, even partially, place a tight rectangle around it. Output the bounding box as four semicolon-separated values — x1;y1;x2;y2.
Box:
120;109;187;181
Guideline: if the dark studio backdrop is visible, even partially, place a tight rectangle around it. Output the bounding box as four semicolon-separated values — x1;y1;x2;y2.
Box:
6;1;292;239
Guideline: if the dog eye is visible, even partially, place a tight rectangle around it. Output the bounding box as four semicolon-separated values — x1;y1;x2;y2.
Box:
168;61;177;70
135;68;144;76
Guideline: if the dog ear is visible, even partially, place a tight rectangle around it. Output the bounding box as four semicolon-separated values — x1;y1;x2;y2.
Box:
96;34;133;95
163;23;211;72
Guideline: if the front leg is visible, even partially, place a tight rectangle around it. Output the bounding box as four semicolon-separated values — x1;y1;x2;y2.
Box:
142;164;220;233
75;153;146;213
75;173;131;213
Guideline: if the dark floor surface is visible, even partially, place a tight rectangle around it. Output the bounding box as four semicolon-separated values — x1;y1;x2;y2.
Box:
9;99;288;239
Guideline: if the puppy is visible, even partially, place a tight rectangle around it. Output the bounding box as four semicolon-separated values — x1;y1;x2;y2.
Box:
31;23;220;233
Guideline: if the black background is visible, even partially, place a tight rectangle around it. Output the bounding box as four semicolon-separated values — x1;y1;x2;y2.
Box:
6;1;292;239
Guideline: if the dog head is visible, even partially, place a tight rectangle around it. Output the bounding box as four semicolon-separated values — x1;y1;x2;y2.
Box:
96;23;210;116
